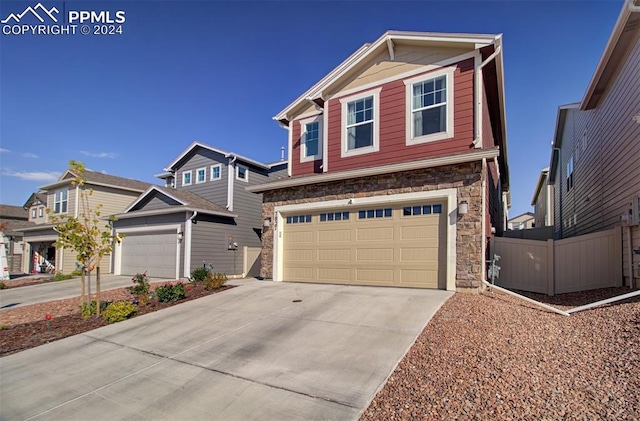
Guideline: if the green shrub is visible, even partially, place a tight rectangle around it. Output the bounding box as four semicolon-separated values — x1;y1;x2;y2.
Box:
156;281;187;302
102;301;138;324
130;272;150;296
70;269;83;277
0;282;6;290
80;300;110;318
190;266;210;282
54;273;73;281
204;272;228;291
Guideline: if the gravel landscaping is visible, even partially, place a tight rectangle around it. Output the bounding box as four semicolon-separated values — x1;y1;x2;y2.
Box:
361;287;640;421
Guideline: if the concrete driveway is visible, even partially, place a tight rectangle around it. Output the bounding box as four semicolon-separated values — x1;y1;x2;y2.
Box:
0;274;171;309
0;280;452;421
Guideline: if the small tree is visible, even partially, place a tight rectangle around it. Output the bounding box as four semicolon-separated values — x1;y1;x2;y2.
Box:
49;160;122;316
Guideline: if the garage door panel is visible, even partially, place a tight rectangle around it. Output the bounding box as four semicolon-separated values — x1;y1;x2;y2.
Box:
121;231;177;279
283;201;447;289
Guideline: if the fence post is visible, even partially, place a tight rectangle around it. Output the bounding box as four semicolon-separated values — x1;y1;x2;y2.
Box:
547;239;554;296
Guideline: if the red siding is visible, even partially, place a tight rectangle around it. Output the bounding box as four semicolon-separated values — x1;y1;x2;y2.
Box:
327;58;476;173
482;82;495;147
290;118;322;177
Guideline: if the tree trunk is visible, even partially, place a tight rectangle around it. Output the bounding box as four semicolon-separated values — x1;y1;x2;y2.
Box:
80;267;86;307
96;265;101;316
87;265;92;307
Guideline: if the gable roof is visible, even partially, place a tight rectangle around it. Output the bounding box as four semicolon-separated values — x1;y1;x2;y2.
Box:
531;167;550;206
0;219;36;236
274;30;501;123
0;204;28;220
548;103;580;183
40;170;151;193
508;212;535;223
120;186;236;219
22;192;47;209
164;141;271;172
581;0;640;110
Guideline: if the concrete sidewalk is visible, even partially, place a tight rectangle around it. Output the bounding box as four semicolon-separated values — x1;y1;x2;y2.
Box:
0;281;453;421
0;274;172;309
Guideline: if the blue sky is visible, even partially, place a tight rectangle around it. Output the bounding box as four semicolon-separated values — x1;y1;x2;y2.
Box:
0;0;623;218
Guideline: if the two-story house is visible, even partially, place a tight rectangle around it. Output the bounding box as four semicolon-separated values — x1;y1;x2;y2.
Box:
531;167;553;228
111;141;287;279
248;31;510;292
20;171;151;274
0;204;34;273
548;0;640;287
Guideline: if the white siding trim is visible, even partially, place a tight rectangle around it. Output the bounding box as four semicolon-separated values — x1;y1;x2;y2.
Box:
227;158;235;211
287;125;293;177
273;188;458;290
323;100;329;172
114;224;181;280
184;211;192;277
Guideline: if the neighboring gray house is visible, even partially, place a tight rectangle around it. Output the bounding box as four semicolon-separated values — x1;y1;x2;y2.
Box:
548;0;640;287
507;212;535;230
111;141;287;279
531;167;553;228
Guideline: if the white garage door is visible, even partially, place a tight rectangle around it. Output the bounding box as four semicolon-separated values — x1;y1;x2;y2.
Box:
283;202;446;289
121;230;178;279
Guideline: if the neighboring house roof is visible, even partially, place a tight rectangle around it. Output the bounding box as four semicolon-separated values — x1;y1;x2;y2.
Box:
0;204;28;220
581;0;640;110
0;219;36;237
22;192;47;209
163;141;273;172
531;167;550;206
508;212;535;223
548;102;580;183
40;170;152;193
248;147;500;193
117;186;237;219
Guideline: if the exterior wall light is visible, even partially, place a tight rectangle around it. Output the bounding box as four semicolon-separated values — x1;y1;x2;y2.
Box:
263;217;271;228
177;232;184;241
458;200;469;215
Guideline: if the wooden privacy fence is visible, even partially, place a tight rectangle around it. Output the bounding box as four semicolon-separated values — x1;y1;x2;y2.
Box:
243;246;261;278
490;227;623;295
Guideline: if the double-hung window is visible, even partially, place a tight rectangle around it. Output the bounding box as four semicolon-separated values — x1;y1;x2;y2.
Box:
236;165;248;182
210;164;222;181
299;116;322;162
404;68;454;144
182;171;192;186
340;88;381;157
196;167;206;184
54;189;68;214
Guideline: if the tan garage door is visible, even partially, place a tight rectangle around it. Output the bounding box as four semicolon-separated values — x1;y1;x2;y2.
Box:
283;202;446;289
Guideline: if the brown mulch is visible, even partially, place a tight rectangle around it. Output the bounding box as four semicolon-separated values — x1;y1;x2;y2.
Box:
0;282;234;357
361;287;640;421
1;275;56;289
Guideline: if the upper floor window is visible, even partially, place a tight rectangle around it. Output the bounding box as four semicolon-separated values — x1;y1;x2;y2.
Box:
404;68;454;145
210;164;222;181
236;165;248;182
182;171;192;186
54;189;68;214
196;167;206;184
299;116;323;162
566;156;574;192
32;209;36;218
38;207;43;217
340;88;381;158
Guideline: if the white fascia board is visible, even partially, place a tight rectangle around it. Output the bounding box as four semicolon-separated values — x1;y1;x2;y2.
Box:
165;141;269;171
273;31;500;122
20;224;56;232
247;147;500;193
114;206;237;220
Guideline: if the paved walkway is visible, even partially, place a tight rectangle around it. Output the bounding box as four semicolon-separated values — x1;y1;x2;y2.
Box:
0;281;452;420
0;274;171;309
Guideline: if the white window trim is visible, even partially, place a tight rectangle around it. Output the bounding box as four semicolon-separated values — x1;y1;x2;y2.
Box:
38;207;43;217
404;67;455;145
54;189;68;214
195;167;206;184
236;165;249;182
182;170;192;186
340;87;382;158
210;164;222;181
299;115;323;163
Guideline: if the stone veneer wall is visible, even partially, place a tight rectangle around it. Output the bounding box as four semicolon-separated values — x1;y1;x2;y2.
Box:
260;162;485;289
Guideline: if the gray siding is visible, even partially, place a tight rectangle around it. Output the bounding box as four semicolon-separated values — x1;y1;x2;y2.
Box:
175;148;228;206
136;194;182;211
191;214;247;276
553;29;640;284
232;162;268;250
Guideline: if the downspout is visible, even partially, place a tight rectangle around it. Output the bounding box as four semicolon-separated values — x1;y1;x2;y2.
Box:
627;226;634;288
184;211;198;278
473;45;502;148
74;184;80;217
481;158;487;288
227;155;237;211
